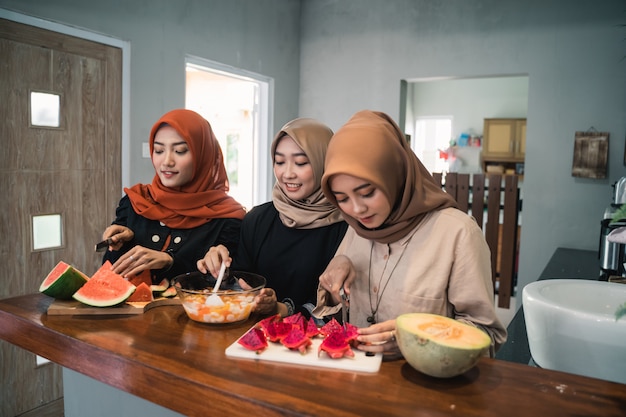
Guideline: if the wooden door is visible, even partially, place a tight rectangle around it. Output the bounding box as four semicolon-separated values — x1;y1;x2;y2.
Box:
0;18;122;416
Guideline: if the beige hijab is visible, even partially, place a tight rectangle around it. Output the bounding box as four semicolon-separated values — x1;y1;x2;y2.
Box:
321;110;458;244
271;118;344;229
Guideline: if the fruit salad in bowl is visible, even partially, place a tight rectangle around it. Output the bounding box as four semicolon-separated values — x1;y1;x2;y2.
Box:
172;271;265;324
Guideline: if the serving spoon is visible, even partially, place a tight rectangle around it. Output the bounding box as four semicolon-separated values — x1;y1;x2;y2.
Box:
205;261;226;307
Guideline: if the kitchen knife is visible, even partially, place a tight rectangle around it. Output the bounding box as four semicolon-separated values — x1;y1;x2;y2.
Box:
339;287;349;330
94;237;113;252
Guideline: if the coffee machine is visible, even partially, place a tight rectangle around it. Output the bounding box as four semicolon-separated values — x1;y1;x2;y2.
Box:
599;176;626;278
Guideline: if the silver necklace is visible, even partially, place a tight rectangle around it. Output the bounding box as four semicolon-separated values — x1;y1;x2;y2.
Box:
366;238;412;324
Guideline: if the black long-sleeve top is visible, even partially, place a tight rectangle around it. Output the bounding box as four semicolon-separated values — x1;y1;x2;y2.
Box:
233;202;348;317
103;195;241;283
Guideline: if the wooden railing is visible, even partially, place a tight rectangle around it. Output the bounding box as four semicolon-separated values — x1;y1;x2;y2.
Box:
432;172;521;309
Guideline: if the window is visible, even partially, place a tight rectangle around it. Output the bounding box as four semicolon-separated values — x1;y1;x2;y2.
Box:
412;117;452;174
185;57;273;210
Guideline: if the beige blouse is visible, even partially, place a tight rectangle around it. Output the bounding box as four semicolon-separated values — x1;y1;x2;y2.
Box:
314;207;508;356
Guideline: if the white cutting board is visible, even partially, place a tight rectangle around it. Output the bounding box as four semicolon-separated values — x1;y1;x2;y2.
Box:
225;330;382;373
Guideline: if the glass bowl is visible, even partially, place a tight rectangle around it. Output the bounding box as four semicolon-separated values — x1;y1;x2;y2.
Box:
171;271;266;324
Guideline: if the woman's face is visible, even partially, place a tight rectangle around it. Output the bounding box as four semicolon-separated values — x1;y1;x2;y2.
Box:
152;125;194;188
329;174;391;229
273;135;316;200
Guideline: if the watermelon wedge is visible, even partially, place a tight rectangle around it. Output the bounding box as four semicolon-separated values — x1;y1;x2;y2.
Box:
126;282;153;302
73;261;135;307
39;261;89;300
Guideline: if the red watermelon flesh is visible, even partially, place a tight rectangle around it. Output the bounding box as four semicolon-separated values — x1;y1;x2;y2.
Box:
39;261;89;300
72;261;135;307
126;282;153;302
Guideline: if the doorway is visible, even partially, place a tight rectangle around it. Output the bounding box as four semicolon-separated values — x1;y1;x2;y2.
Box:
0;13;125;417
185;57;273;209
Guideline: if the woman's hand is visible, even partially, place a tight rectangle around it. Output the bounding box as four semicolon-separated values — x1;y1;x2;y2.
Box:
318;255;356;303
354;319;401;358
111;246;172;278
102;225;134;251
253;287;281;316
197;244;231;276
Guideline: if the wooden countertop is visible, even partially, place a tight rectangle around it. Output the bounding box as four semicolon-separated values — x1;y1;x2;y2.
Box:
1;293;625;417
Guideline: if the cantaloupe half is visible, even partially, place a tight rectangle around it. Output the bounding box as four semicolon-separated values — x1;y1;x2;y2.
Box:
396;313;491;378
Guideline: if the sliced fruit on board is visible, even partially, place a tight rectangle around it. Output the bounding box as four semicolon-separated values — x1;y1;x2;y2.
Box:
319;317;344;337
161;286;177;298
238;327;268;353
280;327;312;354
318;330;355;359
395;313;491;378
128;269;152;287
126;282;154;302
72;261;136;307
39;261;90;300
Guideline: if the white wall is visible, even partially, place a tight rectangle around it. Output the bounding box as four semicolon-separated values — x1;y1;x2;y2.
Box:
299;0;626;298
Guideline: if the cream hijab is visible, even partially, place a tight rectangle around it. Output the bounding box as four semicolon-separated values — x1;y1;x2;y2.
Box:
271;118;344;229
321;110;458;244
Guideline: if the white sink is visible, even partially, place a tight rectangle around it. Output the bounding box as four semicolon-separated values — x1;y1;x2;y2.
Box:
522;279;626;384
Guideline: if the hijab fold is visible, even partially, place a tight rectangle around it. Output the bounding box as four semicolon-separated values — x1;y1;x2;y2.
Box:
271;118;343;229
321;110;458;244
125;109;245;229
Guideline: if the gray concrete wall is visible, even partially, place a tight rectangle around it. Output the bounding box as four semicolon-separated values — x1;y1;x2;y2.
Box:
0;0;301;186
299;0;626;299
3;0;625;305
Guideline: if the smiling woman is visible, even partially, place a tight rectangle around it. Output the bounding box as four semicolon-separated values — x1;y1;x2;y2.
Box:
100;109;246;284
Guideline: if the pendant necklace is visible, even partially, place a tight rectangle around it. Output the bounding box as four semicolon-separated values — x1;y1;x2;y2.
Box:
367;237;412;324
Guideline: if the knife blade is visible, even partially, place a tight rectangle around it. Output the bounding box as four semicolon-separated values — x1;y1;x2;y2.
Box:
94;237;113;252
339;287;349;331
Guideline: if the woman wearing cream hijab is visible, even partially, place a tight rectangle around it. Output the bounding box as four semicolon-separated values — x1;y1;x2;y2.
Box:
199;118;347;319
313;110;507;359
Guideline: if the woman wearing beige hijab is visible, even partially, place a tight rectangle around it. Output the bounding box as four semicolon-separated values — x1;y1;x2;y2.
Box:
313;110;507;359
198;118;347;319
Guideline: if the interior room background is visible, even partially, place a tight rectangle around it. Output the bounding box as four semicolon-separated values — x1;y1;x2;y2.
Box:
1;0;625;306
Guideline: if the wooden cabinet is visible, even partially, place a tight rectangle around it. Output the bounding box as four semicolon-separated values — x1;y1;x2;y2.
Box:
483;118;526;160
482;118;526;174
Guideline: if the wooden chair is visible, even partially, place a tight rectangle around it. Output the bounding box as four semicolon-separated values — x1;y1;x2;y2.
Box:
432;172;521;308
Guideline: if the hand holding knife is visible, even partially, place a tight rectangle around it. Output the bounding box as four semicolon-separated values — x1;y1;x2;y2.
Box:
94;237;113;252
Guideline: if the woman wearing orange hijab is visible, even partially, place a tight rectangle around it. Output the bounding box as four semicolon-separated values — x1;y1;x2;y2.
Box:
101;109;245;283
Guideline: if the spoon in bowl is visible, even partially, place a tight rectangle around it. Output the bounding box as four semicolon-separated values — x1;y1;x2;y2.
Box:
205;261;226;307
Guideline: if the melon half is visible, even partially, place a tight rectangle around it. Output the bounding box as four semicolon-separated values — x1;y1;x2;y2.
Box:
396;313;491;378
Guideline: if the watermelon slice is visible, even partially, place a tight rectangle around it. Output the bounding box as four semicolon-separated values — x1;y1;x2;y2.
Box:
39;261;89;300
126;282;154;302
73;261;135;307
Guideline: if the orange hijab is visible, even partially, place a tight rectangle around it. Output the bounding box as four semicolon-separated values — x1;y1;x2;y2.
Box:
322;110;458;244
125;109;245;229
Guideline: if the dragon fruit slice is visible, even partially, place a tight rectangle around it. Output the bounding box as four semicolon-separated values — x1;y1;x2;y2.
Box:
281;327;312;354
258;314;292;342
304;316;320;338
318;330;355;359
320;318;344;337
238;327;268;354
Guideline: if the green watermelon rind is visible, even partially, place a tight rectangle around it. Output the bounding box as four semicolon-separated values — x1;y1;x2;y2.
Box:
73;273;136;307
39;261;90;300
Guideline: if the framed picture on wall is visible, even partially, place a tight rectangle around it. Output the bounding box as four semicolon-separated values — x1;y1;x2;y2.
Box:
571;130;609;179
